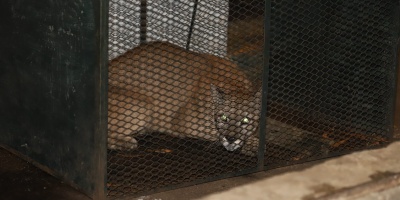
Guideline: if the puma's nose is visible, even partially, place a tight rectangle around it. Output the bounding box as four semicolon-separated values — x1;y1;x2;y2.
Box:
226;136;237;143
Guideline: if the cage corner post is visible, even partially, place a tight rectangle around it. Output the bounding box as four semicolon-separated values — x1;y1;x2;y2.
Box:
93;0;110;199
257;0;272;171
391;0;400;140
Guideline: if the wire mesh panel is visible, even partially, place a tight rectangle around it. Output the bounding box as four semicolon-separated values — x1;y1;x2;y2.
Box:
106;0;398;198
265;0;398;167
107;0;264;198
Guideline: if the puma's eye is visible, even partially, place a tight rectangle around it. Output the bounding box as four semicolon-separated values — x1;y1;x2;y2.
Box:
241;117;249;124
220;114;228;122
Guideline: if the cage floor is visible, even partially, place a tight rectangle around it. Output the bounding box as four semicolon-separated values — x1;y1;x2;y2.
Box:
0;148;90;200
107;134;258;196
107;118;389;197
264;118;390;167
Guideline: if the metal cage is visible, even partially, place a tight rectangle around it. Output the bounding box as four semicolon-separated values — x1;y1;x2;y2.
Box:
0;0;399;199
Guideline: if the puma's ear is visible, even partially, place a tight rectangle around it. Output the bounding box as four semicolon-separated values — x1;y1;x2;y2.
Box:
210;84;224;105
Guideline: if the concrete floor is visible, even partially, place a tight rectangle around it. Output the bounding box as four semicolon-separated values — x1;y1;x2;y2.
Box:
1;141;400;200
1;99;398;200
200;142;400;200
144;162;324;200
3;115;396;200
0;145;321;200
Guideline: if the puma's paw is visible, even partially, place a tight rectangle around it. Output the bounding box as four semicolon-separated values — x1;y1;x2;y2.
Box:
107;135;138;150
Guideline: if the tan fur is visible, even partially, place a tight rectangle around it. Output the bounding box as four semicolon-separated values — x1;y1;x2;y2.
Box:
108;41;259;152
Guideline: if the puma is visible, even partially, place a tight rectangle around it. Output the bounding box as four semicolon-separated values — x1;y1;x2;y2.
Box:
108;41;261;154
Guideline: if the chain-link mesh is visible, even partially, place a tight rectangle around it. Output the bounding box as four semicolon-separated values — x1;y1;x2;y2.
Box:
265;0;397;167
106;0;397;198
107;0;263;198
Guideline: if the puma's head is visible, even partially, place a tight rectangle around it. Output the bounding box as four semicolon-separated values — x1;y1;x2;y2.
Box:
211;84;261;151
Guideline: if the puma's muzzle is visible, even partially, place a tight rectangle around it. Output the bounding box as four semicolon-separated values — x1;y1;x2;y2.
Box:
220;136;243;151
